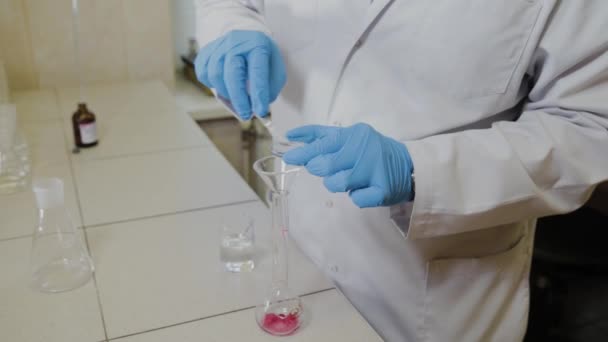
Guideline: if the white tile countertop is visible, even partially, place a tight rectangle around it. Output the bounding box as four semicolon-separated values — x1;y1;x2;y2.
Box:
0;81;382;342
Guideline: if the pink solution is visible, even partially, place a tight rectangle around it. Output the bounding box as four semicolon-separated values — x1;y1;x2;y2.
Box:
262;312;300;335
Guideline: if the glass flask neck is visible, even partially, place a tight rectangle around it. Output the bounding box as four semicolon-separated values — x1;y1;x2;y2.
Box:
38;204;64;216
35;205;72;233
269;190;290;289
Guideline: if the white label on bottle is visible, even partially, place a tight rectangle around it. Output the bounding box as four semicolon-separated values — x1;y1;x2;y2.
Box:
79;122;97;144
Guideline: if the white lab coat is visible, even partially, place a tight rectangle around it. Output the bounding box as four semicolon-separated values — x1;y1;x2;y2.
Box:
195;1;608;341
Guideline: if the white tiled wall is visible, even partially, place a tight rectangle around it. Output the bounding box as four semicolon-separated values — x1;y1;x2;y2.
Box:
123;0;175;85
171;0;196;70
0;0;38;90
0;0;174;91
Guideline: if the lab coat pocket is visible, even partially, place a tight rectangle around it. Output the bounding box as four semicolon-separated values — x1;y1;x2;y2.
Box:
407;0;542;99
421;235;530;342
264;0;317;53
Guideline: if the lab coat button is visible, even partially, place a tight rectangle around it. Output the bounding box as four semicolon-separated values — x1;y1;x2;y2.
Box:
325;200;333;208
332;121;342;127
330;265;339;273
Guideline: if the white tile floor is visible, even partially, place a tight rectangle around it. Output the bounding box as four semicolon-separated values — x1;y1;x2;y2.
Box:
21;120;69;167
0;237;105;342
2;92;76;241
112;289;382;342
61;108;210;161
57;81;213;161
56;82;176;121
87;201;332;338
72;147;258;226
0;161;82;240
1;81;380;342
13;89;62;123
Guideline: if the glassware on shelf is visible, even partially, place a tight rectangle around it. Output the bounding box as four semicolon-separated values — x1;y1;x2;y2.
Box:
0;104;30;195
30;178;94;293
14;130;31;176
253;155;304;336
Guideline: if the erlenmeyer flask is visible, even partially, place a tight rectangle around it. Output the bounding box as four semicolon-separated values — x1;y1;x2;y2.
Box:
30;178;93;293
253;155;304;336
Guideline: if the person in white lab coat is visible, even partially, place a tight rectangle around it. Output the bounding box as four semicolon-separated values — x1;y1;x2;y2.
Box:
194;1;608;341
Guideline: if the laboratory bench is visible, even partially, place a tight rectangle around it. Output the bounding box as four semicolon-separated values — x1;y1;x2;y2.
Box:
0;81;382;342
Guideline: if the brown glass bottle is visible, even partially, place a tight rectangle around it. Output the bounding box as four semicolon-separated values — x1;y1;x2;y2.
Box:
72;103;98;148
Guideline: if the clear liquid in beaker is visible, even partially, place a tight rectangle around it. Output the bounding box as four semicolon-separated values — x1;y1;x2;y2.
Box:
220;232;255;272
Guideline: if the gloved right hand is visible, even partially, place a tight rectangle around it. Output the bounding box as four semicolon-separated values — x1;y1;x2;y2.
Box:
194;30;287;120
283;123;415;208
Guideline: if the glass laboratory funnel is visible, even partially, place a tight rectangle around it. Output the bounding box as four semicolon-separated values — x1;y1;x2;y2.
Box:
253;155;304;336
30;178;94;293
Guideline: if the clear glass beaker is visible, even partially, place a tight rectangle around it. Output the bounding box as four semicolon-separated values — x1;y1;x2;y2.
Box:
220;213;255;272
253;155;304;336
30;178;94;293
0;104;29;195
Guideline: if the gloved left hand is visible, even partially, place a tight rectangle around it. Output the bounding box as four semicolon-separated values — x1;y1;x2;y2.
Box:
283;123;414;208
194;30;286;120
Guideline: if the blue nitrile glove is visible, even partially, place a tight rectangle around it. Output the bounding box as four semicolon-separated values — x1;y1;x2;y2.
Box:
194;30;286;120
283;123;414;208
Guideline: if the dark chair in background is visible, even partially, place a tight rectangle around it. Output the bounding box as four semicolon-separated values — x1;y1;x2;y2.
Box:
525;183;608;341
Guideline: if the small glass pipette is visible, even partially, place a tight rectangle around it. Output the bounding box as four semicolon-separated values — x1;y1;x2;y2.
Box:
212;90;301;156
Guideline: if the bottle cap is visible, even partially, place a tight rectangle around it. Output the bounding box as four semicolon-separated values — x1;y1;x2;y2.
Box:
0;103;17;150
32;178;65;209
